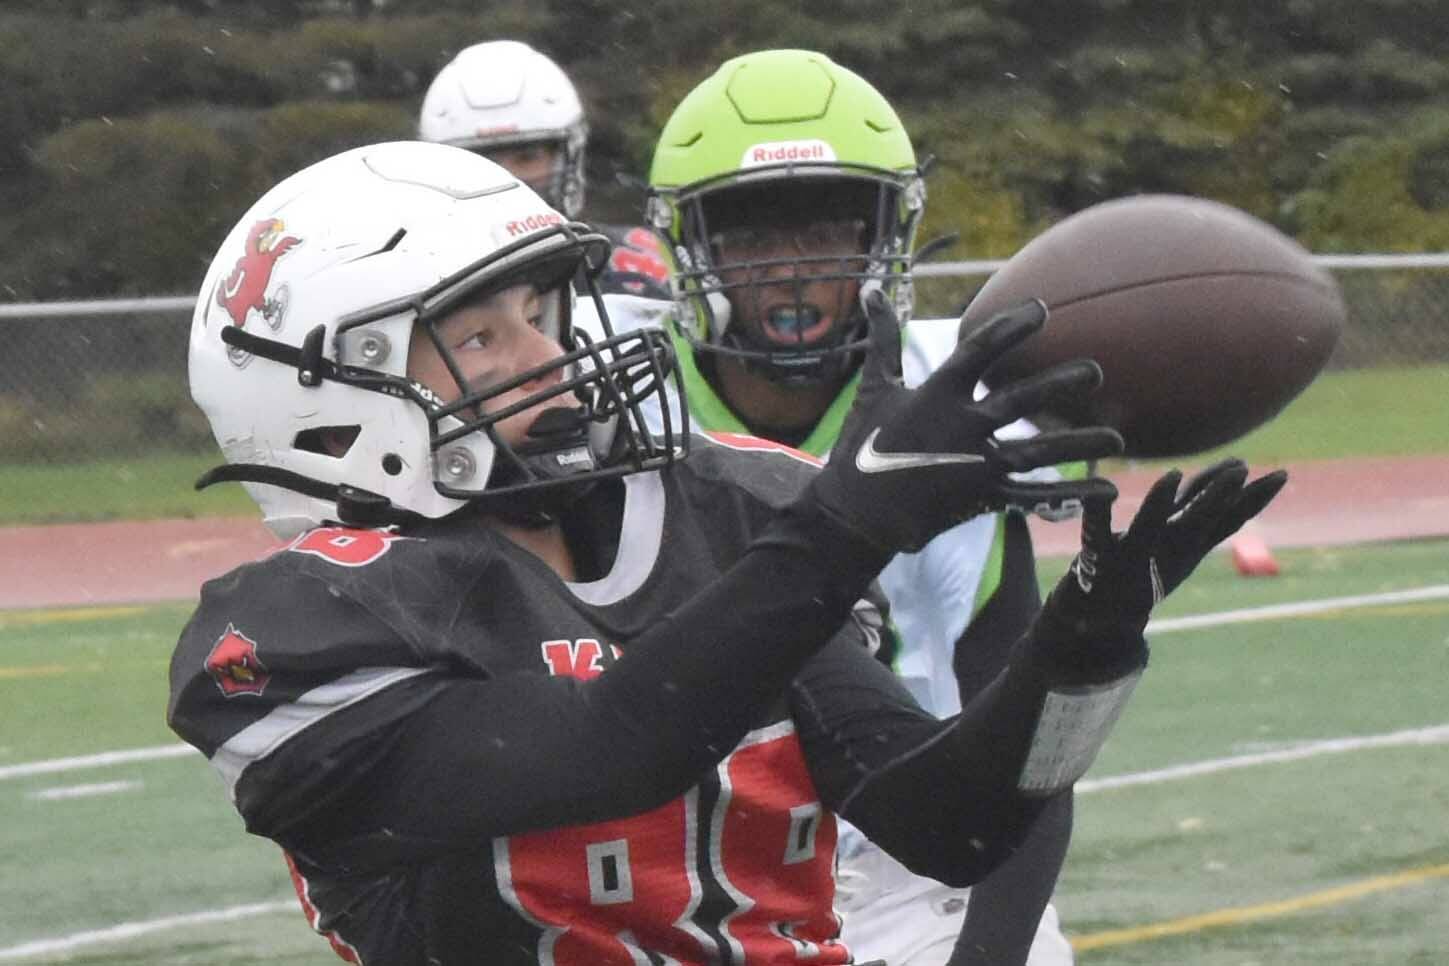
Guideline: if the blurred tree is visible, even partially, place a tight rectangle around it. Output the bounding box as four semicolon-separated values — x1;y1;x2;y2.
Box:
20;113;250;297
0;62;38;178
0;0;1446;300
1291;117;1449;252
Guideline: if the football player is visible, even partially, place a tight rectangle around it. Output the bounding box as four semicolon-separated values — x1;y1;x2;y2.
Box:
627;48;1075;966
628;49;1198;966
168;140;1282;965
419;39;671;298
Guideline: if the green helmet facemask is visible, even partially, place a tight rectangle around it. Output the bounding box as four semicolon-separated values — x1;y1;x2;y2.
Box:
647;49;924;385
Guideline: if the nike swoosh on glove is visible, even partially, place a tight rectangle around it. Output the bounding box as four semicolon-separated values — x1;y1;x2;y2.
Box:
803;286;1125;555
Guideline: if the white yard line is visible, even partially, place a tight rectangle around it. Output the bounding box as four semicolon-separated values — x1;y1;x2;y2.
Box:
1147;584;1449;634
1078;724;1449;793
0;743;194;781
28;780;141;801
0;901;297;960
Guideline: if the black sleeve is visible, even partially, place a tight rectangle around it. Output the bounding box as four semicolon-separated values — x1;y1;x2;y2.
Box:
951;510;1073;966
792;638;1042;886
258;503;894;864
792;606;1139;887
950;791;1072;966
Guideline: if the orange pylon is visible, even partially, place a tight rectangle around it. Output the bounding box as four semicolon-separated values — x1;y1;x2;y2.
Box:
1230;522;1280;577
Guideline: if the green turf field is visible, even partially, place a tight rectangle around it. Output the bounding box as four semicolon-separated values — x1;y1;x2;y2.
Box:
2;539;1446;963
1;454;255;526
1127;363;1449;465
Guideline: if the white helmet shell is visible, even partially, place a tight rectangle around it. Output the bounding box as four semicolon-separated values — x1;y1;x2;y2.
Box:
190;141;595;538
418;41;588;216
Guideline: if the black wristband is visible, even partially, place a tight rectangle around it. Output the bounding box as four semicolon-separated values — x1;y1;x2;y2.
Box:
1018;593;1150;688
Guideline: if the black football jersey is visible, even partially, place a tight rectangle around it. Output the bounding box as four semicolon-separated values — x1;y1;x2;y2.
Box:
168;435;941;965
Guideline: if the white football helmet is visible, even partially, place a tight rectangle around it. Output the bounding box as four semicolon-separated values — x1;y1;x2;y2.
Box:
418;40;588;217
189;141;684;539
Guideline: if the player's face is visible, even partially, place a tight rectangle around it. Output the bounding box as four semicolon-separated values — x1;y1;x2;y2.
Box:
482;142;561;195
711;218;866;348
407;283;572;447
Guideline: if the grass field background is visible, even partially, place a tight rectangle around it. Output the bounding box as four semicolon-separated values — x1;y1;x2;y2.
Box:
4;363;1448;526
2;538;1446;963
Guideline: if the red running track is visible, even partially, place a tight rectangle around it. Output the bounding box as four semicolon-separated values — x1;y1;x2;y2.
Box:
2;456;1446;610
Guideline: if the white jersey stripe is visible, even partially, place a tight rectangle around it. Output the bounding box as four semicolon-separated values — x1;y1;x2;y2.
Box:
211;666;435;800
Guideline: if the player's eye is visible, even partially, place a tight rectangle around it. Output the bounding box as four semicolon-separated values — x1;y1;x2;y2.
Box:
455;329;493;352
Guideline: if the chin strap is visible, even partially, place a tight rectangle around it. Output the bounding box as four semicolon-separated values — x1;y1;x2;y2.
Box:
482;418;600;531
194;464;423;529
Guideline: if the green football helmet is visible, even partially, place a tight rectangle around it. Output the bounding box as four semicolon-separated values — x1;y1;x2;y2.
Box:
647;49;924;385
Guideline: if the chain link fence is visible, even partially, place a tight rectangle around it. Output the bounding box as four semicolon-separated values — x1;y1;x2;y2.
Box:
2;257;1446;522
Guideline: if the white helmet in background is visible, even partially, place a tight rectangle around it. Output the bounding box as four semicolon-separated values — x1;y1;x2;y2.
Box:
419;40;588;217
189;141;681;539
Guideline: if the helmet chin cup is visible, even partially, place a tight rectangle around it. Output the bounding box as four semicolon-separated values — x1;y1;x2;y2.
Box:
511;406;600;481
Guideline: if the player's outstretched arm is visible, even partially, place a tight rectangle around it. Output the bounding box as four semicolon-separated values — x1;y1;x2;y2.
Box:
1003;459;1288;795
828;461;1285;883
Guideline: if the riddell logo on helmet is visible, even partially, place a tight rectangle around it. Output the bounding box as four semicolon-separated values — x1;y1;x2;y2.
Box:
504;211;565;237
741;140;837;168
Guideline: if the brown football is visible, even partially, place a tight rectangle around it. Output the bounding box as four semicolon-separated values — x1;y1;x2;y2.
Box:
961;194;1345;457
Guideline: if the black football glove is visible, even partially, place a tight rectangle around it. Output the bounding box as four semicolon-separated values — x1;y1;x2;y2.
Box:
1037;459;1289;680
803;287;1125;555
